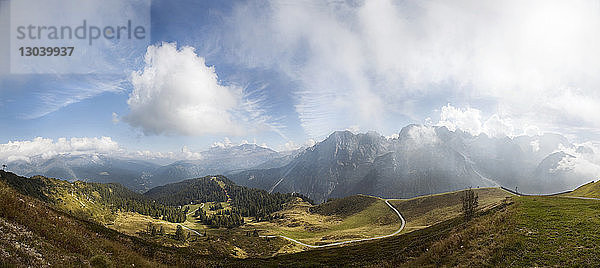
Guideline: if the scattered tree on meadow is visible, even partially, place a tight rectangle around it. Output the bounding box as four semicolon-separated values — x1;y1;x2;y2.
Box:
175;225;186;241
461;187;478;221
146;222;158;236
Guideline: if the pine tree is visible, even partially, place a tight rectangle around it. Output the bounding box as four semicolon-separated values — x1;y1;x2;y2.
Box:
175;225;186;241
461;188;479;221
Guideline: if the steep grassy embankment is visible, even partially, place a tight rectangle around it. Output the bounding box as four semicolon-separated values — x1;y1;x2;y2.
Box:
0;177;223;267
251;195;400;247
389;187;512;232
242;194;600;267
562;180;600;198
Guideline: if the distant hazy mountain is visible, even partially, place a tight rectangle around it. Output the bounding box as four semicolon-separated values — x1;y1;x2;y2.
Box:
7;154;158;192
147;143;281;187
6;126;595;200
230;125;596;203
5;143;282;192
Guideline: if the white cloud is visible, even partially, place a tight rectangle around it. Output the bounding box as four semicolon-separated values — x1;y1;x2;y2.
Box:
212;137;234;148
554;155;600;179
0;137;120;163
223;0;600;139
281;141;300;152
181;146;202;160
435;104;517;138
483;115;513;138
386;133;400;140
0;136;211;164
436;104;483;135
125;42;273;136
111;112;119;124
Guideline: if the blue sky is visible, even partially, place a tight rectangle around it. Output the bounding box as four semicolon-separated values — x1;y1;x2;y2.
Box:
2;0;600;162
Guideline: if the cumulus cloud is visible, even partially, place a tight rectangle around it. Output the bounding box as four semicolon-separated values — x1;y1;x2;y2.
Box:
181;146;202;160
0;136;212;164
435;104;524;138
0;137;120;163
222;0;600;139
554;155;600;179
280;141;300;152
212;137;234;148
125;42;274;136
437;105;483;135
386;133;400;140
548;142;600;182
483;115;514;138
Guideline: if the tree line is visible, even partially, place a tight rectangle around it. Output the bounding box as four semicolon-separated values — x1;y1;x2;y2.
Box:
79;182;187;223
0;171;186;223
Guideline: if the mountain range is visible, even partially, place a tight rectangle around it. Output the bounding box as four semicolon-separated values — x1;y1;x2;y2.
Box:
5;125;598;202
6;143;283;192
229;125;597;203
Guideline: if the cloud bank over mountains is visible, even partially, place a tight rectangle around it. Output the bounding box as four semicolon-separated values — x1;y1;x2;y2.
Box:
0;137;120;163
219;0;600;139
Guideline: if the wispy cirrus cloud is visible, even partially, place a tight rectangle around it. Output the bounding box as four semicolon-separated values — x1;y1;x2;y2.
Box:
219;0;600;140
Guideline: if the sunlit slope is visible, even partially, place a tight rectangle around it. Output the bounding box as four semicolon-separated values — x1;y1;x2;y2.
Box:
562;180;600;198
0;177;222;267
252;195;400;246
388;187;512;232
0;171;185;225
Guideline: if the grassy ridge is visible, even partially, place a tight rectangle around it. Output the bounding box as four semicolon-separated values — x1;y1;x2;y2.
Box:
309;195;376;217
389;187;512;232
414;196;600;266
563;180;600;198
250;195;400;246
503;196;600;266
248;195;600;267
0;171;186;224
0;178;214;267
0;173;287;266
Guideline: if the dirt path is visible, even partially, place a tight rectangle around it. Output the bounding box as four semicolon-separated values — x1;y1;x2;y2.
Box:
260;199;405;248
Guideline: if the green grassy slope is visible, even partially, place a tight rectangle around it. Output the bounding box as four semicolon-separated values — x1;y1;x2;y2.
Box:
0;171;186;224
309;195;376;217
240;195;600;267
389;187;512;232
563;180;600;198
411;196;600;267
0;178;231;267
251;195;400;246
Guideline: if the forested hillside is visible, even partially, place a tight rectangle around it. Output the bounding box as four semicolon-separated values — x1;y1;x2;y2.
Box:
0;171;186;223
145;175;312;227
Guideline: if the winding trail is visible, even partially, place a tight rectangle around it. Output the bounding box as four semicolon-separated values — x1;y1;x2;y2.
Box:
179;224;202;236
186;203;205;216
260;199;405;248
178;203;206;236
502;186;600;201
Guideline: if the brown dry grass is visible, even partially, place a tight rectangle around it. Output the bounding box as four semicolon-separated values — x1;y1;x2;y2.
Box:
389;187;512;233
